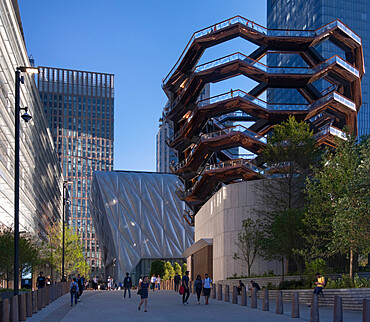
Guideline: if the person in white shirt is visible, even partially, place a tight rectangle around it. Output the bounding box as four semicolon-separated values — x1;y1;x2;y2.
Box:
156;276;161;290
202;273;213;305
150;274;157;291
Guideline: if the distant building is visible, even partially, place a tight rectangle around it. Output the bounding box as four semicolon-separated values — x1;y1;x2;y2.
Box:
90;171;194;283
0;0;63;239
267;0;369;137
37;66;114;278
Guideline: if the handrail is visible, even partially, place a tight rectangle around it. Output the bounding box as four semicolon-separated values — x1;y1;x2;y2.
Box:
314;125;348;140
163;17;361;86
167;88;355;144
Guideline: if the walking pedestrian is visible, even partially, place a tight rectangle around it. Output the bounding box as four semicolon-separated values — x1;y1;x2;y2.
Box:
123;272;132;300
182;271;190;305
194;275;203;305
70;277;79;307
77;274;83;301
150;274;156;291
107;276;113;290
156;275;161;290
93;276;98;290
138;276;149;312
36;271;46;289
202;273;212;305
174;273;180;292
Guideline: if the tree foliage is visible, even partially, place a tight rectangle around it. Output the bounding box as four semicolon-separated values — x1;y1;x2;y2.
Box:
304;135;370;277
150;259;165;278
43;223;90;279
233;218;263;277
163;261;175;281
181;263;187;276
0;227;42;287
173;262;182;275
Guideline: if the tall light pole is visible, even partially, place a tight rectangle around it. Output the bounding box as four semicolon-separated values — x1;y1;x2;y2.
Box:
14;66;38;296
62;181;71;282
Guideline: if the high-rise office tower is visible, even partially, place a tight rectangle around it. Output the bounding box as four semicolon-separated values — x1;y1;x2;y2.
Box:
267;0;369;137
0;0;63;241
37;67;114;278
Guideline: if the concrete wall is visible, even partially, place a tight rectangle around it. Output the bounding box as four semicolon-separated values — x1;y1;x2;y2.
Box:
194;180;282;281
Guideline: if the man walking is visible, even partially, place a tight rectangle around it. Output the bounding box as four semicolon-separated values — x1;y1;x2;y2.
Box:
123;272;132;300
182;271;190;305
36;272;46;289
150;274;157;291
174;273;180;292
202;273;212;305
77;274;84;301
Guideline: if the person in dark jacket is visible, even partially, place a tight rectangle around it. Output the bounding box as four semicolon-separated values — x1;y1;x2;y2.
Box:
194;275;203;305
182;271;190;304
123;272;132;300
174;273;180;292
77;274;84;300
36;272;46;289
237;280;245;295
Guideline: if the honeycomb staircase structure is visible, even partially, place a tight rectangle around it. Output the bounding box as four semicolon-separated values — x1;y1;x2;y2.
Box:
162;16;364;220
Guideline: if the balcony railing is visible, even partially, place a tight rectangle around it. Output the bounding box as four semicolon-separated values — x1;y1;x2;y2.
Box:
314;125;348;141
163;17;361;86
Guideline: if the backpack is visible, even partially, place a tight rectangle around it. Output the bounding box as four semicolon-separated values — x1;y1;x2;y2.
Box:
71;283;77;293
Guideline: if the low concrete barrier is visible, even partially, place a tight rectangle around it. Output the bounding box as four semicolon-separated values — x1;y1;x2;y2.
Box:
26;291;32;317
333;295;342;322
32;290;37;314
217;284;222;300
363;299;369;322
310;293;319;322
263;288;269;311
292;291;299;318
0;298;9;322
276;290;283;314
212;284;216;299
9;295;18;322
18;293;26;321
241;286;247;306
37;288;42;311
224;285;229;302
232;286;238;304
251;288;257;308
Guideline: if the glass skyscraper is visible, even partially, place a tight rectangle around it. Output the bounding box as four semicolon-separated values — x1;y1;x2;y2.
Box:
37;67;114;278
267;0;369;137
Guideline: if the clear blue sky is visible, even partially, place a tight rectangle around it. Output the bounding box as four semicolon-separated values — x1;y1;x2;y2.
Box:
19;0;266;171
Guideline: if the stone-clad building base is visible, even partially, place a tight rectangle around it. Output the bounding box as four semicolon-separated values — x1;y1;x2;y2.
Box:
184;180;282;281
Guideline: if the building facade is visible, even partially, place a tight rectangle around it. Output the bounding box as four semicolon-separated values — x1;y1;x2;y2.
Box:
267;0;369;137
0;0;63;239
90;171;194;284
37;67;114;278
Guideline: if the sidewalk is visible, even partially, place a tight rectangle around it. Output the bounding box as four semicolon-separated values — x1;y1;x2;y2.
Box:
26;289;362;321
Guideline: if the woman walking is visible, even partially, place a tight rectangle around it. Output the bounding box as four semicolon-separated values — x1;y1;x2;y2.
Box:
138;276;149;312
194;275;203;305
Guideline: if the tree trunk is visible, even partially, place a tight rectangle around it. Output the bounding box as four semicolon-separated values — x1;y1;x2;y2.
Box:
248;265;251;277
281;256;285;281
349;248;353;279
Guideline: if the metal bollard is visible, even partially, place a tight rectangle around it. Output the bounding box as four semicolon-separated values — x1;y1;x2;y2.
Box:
263;288;269;311
224;285;229;302
232;286;238;304
9;296;18;322
212;283;216;299
333;295;342;322
291;291;299;318
37;288;43;311
32;290;38;314
276;290;283;314
310;293;319;322
363;299;369;322
0;298;10;322
241;286;247;306
217;284;222;300
251;287;257;308
18;293;26;321
26;291;32;317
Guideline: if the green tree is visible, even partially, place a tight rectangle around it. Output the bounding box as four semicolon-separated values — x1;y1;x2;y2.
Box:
304;135;370;278
0;227;42;288
181;263;187;276
44;223;90;279
233;218;263;277
163;261;175;281
173;262;182;275
150;259;165;278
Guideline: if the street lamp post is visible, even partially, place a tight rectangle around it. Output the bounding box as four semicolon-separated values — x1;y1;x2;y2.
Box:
13;66;37;296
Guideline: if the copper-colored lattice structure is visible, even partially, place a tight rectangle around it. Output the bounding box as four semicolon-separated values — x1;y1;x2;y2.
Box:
162;16;364;218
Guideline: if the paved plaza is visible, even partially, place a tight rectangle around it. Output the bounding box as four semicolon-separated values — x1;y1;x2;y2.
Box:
25;289;362;321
